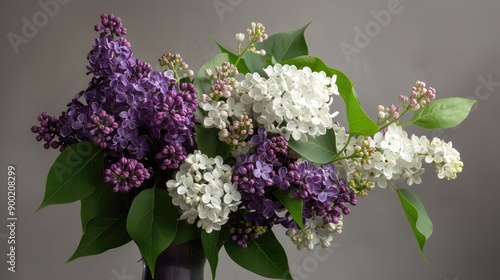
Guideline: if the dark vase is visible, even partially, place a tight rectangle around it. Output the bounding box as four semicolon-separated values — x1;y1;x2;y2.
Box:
142;238;206;280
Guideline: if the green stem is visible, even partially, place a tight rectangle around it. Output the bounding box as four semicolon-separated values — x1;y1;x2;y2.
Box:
331;154;358;162
388;180;399;192
234;38;257;67
331;134;353;162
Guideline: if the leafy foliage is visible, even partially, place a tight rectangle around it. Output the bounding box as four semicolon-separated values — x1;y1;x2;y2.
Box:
40;142;103;209
288;128;337;164
397;188;433;262
225;230;292;279
126;188;178;275
408;97;476;129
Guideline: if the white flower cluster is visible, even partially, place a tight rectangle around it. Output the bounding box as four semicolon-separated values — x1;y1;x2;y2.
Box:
166;151;241;233
286;215;343;250
335;123;463;189
425;138;463;180
238;64;339;142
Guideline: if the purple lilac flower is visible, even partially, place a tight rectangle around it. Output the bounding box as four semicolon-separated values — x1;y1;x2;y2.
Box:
31;112;64;150
32;14;199;192
231;128;291;245
104;157;151;192
155;143;187;170
88;111;119;149
94;13;128;37
227;212;264;249
287;161;357;227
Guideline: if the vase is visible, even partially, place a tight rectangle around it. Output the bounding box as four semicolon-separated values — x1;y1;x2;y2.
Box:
142;238;206;280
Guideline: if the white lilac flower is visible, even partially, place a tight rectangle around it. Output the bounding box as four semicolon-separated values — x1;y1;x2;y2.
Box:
286;214;344;250
334;123;464;191
201;101;230;129
238;64;339;142
425;138;463;180
166;150;241;233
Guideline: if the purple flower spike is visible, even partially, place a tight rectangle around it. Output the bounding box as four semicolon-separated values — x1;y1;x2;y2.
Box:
104;157;151;192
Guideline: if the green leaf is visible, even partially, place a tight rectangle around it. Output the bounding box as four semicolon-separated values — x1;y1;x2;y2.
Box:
241;23;310;77
272;188;304;229
202;227;230;280
408;97;476;129
215;40;251;74
288;128;337;164
260;22;310;62
397;188;433;262
68;214;131;261
243;51;268;77
193;53;230;99
281;56;379;136
126;188;178;276
80;181;129;232
171;220;201;246
194;124;231;159
225;230;292;279
39;141;103;210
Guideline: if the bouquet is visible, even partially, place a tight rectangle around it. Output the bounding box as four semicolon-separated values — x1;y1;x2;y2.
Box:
32;14;475;279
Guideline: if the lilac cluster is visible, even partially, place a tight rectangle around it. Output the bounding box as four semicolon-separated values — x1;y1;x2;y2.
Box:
230;127;290;248
230;128;291;243
94;13;127;37
400;80;436;110
31;112;65;150
377;81;437;122
229;127;356;248
104;157;151;192
286;162;357;226
32;14;198;192
227;213;268;249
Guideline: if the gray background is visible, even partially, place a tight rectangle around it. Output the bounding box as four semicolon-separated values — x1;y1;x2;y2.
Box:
1;0;499;279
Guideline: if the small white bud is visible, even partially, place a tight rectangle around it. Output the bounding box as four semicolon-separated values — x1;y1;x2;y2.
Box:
235;33;245;42
187;70;194;77
259;49;266;56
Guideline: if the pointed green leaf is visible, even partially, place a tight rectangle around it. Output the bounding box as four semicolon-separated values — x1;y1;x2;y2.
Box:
202;227;230;280
241;23;310;76
215;40;251;74
171;220;201;246
194;124;231;159
39;141;103;209
281;56;379;136
408;97;476;129
397;188;433;262
261;22;310;62
126;188;178;276
80;181;129;232
272;188;304;229
288;128;337;164
225;230;292;279
68;214;131;261
243;51;268;77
